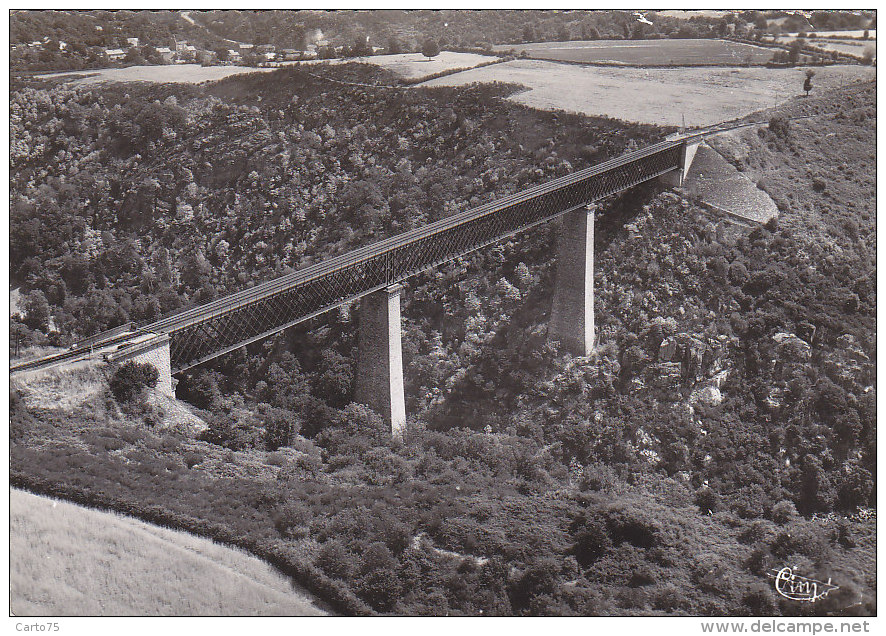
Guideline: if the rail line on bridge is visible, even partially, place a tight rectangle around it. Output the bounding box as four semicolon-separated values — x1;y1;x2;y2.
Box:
12;112;834;376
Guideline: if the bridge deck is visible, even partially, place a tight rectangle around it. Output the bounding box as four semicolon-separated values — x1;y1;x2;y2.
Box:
11;138;685;375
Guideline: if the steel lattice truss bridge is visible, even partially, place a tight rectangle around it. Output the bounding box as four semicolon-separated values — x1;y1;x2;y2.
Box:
161;139;688;371
12;135;708;381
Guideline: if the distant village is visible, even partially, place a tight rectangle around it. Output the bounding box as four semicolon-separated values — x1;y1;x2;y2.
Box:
10;30;373;68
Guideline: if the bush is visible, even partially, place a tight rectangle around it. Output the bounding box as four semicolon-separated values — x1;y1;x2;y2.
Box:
356;567;402;612
183;452;204;469
316;539;353;580
694;486;720;513
603;507;659;549
768;115;791;139
771;526;827;560
109;361;159;403
571;516;613;566
263;407;299;451
771;500;798;525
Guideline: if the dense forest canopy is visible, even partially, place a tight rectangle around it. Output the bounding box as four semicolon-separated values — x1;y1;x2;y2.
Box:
9;62;876;616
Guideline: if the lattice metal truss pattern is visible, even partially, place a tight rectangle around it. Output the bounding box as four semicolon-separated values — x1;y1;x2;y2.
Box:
146;140;684;371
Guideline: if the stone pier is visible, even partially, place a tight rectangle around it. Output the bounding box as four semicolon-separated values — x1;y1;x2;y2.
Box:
550;204;595;356
354;285;407;439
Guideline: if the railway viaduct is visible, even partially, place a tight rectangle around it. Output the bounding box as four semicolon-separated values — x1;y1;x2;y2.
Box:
13;134;703;438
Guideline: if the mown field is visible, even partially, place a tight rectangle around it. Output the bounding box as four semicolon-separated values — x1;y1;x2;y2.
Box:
773;35;876;60
10;489;327;616
493;38;775;66
422;61;875;127
38;52;500;87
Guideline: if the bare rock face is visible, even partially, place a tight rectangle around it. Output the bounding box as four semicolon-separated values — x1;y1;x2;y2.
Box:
659;337;677;362
824;333;875;390
649;362;683;389
773;332;812;362
691;385;723;407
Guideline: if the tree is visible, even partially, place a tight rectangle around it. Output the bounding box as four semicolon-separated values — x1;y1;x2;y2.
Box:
522;25;535;43
23;290;51;332
788;40;803;66
264;407;299;451
110;361;159;403
386;36;401;54
122;47;145;66
803;69;814;96
421;39;440;59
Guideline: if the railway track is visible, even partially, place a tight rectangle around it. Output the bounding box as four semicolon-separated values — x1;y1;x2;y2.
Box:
11;111;840;375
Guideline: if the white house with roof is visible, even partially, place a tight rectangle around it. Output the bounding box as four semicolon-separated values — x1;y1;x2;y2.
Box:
105;48;126;60
155;46;174;62
126;37;140;47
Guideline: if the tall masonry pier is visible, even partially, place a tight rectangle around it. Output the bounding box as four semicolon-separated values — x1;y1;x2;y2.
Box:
550;204;596;356
354;285;407;439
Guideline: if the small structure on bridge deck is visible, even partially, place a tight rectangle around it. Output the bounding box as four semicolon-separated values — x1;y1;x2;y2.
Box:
106;333;175;397
354;285;407;439
550;204;596;356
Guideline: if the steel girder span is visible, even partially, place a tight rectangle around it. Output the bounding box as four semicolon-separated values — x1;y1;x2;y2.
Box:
143;140;684;372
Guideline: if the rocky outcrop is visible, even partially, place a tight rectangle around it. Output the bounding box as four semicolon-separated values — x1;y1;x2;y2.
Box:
824;333;874;391
773;332;812;362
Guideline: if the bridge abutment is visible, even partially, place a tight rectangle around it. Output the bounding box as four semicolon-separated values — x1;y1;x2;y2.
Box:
659;141;700;188
354;285;407;439
550;204;595;356
106;333;175;397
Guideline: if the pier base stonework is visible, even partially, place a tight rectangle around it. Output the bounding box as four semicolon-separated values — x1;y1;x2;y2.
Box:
107;333;175;397
354;285;407;439
550;205;595;356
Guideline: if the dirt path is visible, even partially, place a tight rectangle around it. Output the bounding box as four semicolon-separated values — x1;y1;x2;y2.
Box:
10;489;329;616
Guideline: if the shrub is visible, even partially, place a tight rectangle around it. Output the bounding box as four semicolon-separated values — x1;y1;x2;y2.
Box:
316;539;353;580
603;507;659;549
198;413;259;451
742;582;777;615
263;407;299;451
768;115;791;139
508;560;559;613
771;526;827;560
694;486;721;513
356;567;402;612
183;452;204;469
771;500;798;525
570;516;612;566
739;519;775;545
273;502;310;538
176;370;221;410
109;361;159;403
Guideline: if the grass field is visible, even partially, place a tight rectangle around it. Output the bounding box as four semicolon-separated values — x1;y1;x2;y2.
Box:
39;52;500;86
10;489;328;616
40;63;275;85
783;30;876;39
493;39;776;66
773;35;876;59
334;51;499;80
422;60;875;127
